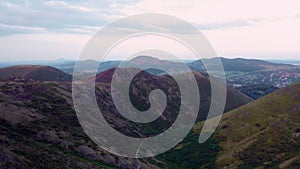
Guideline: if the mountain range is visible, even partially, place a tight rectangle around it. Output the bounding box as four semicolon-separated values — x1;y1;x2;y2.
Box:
0;65;251;168
0;56;299;168
51;56;300;97
189;57;299;72
4;56;297;96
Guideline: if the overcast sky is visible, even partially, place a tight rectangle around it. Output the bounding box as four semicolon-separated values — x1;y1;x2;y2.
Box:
1;0;300;61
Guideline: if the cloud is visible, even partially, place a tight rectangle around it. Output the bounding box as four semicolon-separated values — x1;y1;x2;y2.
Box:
3;0;297;36
0;24;46;36
0;0;124;35
0;0;300;60
45;1;99;12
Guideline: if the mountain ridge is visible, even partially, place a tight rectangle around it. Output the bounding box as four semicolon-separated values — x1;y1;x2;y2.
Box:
0;65;72;82
0;62;298;168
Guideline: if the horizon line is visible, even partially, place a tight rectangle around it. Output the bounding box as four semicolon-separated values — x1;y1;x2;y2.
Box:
1;56;300;64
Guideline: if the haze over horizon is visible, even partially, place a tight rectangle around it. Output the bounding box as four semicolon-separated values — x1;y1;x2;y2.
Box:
3;55;300;62
1;56;300;65
1;0;300;61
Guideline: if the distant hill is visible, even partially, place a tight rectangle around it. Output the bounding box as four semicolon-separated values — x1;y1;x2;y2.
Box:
47;56;300;91
189;57;300;91
128;56;189;74
56;56;187;75
267;59;300;66
53;60;121;74
188;57;298;72
0;65;72;82
53;56;300;91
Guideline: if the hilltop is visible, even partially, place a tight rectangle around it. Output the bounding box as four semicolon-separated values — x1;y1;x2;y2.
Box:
0;65;72;82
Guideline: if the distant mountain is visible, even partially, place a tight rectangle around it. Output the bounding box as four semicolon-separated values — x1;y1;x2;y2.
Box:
128;56;188;74
0;65;72;82
54;56;300;91
186;82;300;168
45;56;300;93
187;57;300;91
53;60;121;74
188;57;299;72
267;59;300;66
0;59;74;69
54;56;190;75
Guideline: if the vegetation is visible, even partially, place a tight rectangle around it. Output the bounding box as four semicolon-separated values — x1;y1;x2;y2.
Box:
1;63;299;168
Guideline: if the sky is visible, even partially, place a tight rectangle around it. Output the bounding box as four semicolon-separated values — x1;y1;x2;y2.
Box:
0;0;300;61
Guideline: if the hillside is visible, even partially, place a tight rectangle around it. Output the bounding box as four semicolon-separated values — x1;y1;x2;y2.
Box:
191;82;300;168
94;67;143;83
235;84;279;99
0;66;252;168
0;65;72;82
95;68;252;117
92;68;252;138
0;80;161;169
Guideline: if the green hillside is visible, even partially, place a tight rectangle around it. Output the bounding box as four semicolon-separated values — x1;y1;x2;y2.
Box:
192;82;300;168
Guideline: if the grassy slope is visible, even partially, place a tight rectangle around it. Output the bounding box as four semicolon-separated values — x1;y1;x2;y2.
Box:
193;82;300;168
1;79;295;168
